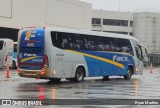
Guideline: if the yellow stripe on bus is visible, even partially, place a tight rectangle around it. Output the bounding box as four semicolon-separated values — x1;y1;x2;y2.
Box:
67;50;124;69
21;56;42;63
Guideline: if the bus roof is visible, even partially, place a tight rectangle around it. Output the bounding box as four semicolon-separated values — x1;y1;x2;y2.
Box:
45;27;139;42
20;27;139;42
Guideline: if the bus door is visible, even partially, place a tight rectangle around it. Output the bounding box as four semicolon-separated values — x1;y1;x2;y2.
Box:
18;28;45;70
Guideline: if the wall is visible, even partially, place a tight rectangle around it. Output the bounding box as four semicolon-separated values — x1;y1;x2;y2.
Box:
0;0;12;18
92;10;133;35
0;0;92;30
133;12;160;54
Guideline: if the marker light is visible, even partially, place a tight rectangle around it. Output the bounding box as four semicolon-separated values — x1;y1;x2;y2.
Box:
52;70;56;75
44;55;49;66
40;68;46;75
135;68;139;72
28;26;36;28
18;68;22;74
20;28;24;30
40;71;45;75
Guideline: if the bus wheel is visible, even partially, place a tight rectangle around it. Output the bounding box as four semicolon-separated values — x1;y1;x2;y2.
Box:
49;78;61;83
75;67;85;82
124;67;133;80
102;76;109;81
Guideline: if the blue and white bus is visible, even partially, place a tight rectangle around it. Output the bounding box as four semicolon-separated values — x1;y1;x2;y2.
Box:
17;27;147;82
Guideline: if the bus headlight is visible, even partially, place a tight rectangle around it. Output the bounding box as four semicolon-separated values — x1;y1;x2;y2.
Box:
135;68;139;72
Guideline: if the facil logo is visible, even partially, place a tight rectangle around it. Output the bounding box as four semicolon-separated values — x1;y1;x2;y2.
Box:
25;31;36;40
24;53;37;57
113;55;129;62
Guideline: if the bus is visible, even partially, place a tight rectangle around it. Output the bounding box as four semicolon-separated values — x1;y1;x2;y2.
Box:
0;39;13;68
17;27;147;82
11;42;18;68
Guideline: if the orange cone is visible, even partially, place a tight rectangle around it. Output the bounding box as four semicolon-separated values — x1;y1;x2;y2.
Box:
150;63;152;74
5;64;10;78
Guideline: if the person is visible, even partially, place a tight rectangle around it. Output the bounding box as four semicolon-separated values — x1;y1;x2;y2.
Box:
62;39;69;49
121;46;130;52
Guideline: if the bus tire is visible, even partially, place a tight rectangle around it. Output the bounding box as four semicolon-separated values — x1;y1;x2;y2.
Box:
49;78;61;83
102;76;109;81
124;67;133;80
75;67;85;82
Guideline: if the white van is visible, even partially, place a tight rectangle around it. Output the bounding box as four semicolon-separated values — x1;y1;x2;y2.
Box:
0;39;13;68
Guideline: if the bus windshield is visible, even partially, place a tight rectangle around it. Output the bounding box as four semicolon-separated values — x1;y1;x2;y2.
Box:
0;41;4;50
14;43;17;52
13;42;18;59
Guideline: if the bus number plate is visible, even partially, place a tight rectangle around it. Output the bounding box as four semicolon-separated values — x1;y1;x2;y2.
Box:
27;43;34;47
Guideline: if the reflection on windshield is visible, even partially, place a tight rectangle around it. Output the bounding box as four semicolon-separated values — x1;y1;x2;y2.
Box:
39;86;45;100
135;80;139;96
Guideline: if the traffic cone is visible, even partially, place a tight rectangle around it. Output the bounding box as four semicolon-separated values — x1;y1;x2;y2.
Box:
150;63;152;74
5;64;10;78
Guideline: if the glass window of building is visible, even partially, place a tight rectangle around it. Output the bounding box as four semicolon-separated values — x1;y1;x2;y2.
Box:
92;18;101;25
130;21;133;27
103;19;128;26
104;31;128;35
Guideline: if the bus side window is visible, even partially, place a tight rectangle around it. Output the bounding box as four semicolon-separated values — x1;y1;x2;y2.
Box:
110;38;120;52
99;37;112;51
51;32;70;49
62;39;68;49
96;37;105;51
85;35;97;50
115;38;133;55
71;34;85;50
51;32;62;49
